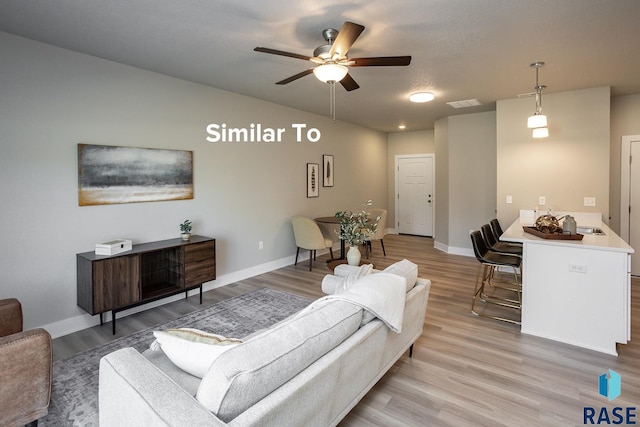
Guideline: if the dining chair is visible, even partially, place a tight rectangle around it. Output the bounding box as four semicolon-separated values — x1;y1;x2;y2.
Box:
364;208;387;257
469;231;522;324
291;216;334;271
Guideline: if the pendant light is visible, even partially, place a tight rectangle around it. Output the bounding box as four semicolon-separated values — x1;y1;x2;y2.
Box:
527;61;549;138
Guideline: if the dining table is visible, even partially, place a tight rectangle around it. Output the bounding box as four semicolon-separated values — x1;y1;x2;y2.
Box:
314;216;344;260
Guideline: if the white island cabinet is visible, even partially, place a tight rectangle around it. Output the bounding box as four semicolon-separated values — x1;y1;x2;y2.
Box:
502;216;634;355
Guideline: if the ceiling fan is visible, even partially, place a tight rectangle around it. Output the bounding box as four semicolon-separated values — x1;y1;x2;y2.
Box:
254;21;411;91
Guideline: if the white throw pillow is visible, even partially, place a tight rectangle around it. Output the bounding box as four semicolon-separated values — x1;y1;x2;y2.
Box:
382;259;419;292
321;263;373;295
151;328;242;378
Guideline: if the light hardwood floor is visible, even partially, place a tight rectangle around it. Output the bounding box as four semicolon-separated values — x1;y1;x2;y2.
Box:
53;234;640;426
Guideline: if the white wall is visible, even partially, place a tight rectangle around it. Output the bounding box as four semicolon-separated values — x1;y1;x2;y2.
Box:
0;32;388;335
496;87;611;228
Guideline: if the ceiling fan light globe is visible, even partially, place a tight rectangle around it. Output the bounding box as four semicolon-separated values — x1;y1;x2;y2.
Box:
527;114;547;129
313;63;348;83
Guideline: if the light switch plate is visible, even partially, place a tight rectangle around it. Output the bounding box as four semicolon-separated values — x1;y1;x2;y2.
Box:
584;197;596;207
569;264;587;273
506;195;513;204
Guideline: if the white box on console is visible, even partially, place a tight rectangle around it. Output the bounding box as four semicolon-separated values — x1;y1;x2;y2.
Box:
95;239;132;256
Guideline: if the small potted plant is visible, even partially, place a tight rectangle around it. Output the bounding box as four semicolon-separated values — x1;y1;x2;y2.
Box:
180;219;192;241
335;200;380;265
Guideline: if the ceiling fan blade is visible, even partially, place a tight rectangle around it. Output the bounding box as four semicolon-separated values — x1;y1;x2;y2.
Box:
254;47;312;61
276;69;314;85
349;56;412;67
339;73;360;91
329;22;365;58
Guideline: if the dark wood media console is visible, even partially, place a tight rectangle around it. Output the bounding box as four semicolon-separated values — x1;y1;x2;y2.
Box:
77;235;216;334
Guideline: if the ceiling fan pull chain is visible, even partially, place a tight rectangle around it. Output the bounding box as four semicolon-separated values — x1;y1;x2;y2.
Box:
330;82;336;122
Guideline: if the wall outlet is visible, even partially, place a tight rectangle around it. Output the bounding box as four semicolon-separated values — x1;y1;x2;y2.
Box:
539;196;546;205
569;264;587;273
584;197;596;207
258;241;264;250
506;195;513;204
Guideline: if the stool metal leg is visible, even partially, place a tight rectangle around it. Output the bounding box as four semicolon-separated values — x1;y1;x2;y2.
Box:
471;263;521;325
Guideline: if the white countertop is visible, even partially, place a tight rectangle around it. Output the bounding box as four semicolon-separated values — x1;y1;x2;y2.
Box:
502;219;634;254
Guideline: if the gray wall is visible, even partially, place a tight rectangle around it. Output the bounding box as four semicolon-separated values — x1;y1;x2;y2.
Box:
496;87;610;228
0;32;388;335
386;130;435;229
610;93;640;233
435;118;450;247
448;112;497;251
434;112;497;253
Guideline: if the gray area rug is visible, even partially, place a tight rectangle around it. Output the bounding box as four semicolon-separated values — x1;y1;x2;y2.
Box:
41;288;312;426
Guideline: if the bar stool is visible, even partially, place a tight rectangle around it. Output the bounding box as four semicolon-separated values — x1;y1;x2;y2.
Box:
481;224;522;257
490;218;522;247
470;230;522;324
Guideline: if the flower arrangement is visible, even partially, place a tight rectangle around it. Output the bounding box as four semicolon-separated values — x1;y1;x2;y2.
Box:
335;200;381;247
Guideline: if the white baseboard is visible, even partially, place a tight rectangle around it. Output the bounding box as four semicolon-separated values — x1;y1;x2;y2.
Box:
434;240;474;257
44;250;327;339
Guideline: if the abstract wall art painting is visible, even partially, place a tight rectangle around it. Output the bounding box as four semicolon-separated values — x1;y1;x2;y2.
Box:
78;144;193;206
307;163;319;198
323;154;334;187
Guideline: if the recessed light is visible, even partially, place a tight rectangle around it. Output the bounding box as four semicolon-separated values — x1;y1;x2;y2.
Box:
409;92;435;103
398;125;406;130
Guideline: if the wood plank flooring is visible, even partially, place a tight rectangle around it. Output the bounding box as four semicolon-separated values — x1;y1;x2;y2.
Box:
53;234;640;426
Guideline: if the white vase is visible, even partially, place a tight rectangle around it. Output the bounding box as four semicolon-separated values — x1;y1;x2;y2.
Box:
181;233;191;241
346;245;361;266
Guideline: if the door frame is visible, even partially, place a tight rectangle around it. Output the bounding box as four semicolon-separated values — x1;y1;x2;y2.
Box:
394;153;435;236
620;135;640;242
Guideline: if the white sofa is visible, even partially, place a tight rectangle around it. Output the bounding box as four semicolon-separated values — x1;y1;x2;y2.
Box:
99;274;431;426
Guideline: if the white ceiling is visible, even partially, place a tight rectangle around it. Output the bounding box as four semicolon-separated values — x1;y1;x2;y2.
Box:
1;0;639;133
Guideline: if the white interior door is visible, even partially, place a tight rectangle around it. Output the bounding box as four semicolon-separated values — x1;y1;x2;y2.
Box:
630;141;640;276
396;155;434;236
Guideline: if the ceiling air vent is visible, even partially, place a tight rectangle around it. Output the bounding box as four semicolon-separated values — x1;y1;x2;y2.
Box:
446;99;481;109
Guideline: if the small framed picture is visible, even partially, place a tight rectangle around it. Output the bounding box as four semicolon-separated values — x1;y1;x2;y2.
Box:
323;155;334;187
307;163;319;198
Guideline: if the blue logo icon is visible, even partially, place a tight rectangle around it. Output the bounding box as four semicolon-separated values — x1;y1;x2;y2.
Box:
599;369;621;401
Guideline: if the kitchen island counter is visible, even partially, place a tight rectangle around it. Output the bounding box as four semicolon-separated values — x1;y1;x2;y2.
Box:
501;218;633;355
502;220;632;253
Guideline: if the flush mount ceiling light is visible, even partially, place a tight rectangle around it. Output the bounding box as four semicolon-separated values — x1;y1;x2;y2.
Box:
409;92;435;103
527;61;549;137
312;63;349;83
